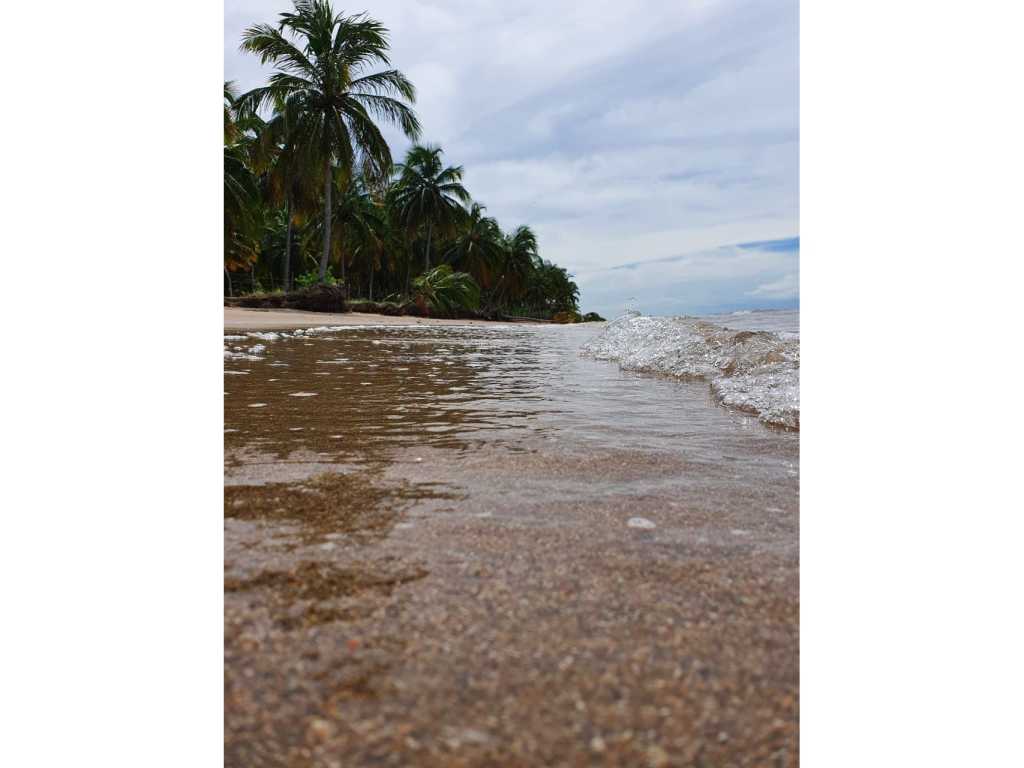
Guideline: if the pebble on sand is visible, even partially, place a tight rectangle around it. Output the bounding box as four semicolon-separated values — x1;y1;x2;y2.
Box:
627;517;657;529
647;745;671;768
306;718;335;744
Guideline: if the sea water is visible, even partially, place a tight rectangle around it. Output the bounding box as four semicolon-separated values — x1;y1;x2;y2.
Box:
224;312;799;482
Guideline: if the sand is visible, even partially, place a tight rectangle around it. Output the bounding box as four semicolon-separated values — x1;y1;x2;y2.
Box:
225;446;798;768
223;322;798;767
225;307;528;330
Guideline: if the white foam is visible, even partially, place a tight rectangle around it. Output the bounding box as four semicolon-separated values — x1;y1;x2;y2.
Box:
224;350;263;361
581;311;799;429
289;392;318;397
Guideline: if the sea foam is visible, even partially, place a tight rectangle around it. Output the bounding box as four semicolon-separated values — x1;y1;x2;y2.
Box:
580;311;799;429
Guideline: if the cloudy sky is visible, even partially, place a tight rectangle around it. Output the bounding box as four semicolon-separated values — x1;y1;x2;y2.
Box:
225;0;798;318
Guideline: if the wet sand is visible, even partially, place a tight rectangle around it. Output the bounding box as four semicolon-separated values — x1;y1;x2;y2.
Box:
225;306;532;330
225;324;798;767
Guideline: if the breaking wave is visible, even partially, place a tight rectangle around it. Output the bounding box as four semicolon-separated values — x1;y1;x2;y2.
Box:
580;311;799;429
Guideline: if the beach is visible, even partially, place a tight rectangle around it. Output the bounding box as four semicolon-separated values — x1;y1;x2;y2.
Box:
225;307;531;331
224;317;799;766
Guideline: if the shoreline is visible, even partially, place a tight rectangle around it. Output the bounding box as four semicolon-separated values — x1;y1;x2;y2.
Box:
225;306;546;330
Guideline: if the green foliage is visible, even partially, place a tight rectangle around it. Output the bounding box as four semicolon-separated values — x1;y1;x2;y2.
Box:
327;173;387;285
224;83;264;272
412;265;480;314
446;202;505;290
226;1;596;317
522;260;580;314
296;267;338;288
238;0;421;283
391;145;471;269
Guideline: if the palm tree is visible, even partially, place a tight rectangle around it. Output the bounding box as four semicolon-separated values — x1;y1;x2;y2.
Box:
239;0;421;283
446;202;505;291
327;170;385;295
492;225;539;310
252;97;320;292
523;260;580;314
412;265;481;315
392;144;471;276
224;83;263;283
224;81;241;144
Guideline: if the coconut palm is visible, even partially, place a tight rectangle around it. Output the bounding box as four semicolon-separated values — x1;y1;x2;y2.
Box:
251;97;321;291
412;265;480;315
224;81;241;144
326;170;385;294
239;0;421;283
224;83;263;279
392;144;471;275
492;225;539;308
359;185;391;301
446;202;505;290
523;260;581;314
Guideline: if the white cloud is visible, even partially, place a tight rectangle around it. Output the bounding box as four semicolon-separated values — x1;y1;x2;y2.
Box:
747;272;799;299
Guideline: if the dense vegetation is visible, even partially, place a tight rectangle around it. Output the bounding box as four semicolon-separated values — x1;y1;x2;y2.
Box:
224;0;583;320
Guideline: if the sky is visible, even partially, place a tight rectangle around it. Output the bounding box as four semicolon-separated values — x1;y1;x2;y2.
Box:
224;0;798;319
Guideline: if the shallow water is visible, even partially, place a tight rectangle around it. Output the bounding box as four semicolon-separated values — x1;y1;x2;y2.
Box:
581;310;799;428
224;320;799;485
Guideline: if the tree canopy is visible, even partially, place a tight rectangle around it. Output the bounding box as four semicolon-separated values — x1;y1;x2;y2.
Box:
226;0;582;319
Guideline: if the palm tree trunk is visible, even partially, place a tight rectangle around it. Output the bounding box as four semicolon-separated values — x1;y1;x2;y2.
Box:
493;275;507;312
404;246;412;298
319;160;332;283
424;221;432;272
369;266;374;302
339;244;347;297
225;265;233;298
284;196;292;292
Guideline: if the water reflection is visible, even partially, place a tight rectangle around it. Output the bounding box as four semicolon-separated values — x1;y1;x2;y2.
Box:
226;327;557;461
224;324;798;471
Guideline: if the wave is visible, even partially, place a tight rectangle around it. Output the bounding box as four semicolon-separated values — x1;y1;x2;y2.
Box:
580;311;799;429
